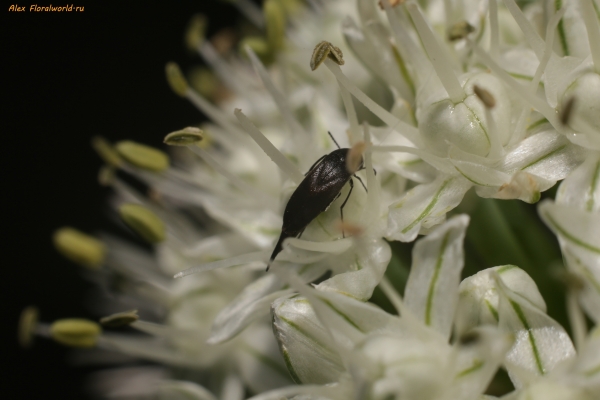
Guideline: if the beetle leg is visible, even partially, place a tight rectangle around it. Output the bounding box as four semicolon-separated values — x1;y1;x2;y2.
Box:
357;165;377;176
305;154;327;175
353;174;368;193
340;179;354;238
297;228;305;238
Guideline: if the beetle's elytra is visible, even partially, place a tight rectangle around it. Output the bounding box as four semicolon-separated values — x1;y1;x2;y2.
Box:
267;133;366;270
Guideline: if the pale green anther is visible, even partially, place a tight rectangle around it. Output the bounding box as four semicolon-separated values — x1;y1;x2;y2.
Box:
164;127;204;147
119;203;166;243
165;62;189;97
310;41;345;71
91;136;122;167
50;319;101;348
447;21;475;41
264;0;286;52
98;165;116;186
240;36;271;58
188;67;219;99
18;306;39;348
115;140;170;172
100;309;139;328
185;14;207;51
53;227;106;269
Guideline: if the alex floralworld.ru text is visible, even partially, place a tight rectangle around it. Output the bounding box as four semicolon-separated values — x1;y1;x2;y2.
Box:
8;4;84;12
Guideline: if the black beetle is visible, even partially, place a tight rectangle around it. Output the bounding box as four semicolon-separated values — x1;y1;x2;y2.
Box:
267;132;368;270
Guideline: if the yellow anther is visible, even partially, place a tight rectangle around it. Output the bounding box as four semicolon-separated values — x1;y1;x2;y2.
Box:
91;136;122;167
100;309;139;328
165;62;189;97
18;306;39;348
115;140;170;172
310;41;344;71
473;85;496;109
51;319;101;348
188;67;219;99
346;141;366;174
164;127;204;147
185;14;207;51
119;203;166;244
53;227;106;269
264;0;286;52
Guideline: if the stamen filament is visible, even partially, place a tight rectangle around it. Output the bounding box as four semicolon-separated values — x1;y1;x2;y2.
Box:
406;4;466;103
502;0;545;59
174;250;269;278
234;109;304;184
580;0;600;73
489;0;500;59
324;59;420;145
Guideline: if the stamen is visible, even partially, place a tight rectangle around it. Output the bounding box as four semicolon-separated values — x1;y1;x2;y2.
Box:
246;47;309;138
184;14;207;51
380;0;430;82
91;136;122;167
489;0;500;59
447;21;475;42
346;141;366;174
310;41;345;71
234;109;304;184
580;0;600;73
53;227;106;269
361;123;380;228
165;62;189;98
264;0;286;52
473;85;502;159
50;319;102;348
173;250;269;278
188;146;277;206
501;0;544;59
560;97;576;126
227;0;265;28
18;306;39;348
324;59;420;145
164;127;204;146
471;43;562;130
406;4;466;103
115;141;170;172
119;204;166;244
100;310;139;328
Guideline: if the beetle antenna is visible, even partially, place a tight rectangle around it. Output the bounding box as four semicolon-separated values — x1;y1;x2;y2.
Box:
327;131;341;149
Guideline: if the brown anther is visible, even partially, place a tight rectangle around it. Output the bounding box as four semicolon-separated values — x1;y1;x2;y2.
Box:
473;85;496;109
310;41;344;71
346;141;366;174
211;28;237;55
336;221;364;237
560;97;576;126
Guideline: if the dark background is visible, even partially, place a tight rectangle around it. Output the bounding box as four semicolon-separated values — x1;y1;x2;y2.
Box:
2;1;240;398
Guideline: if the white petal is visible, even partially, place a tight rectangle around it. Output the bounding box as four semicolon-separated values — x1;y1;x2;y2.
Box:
494;274;576;386
403;215;469;338
556;154;600;212
387;176;472;242
157;380;217;400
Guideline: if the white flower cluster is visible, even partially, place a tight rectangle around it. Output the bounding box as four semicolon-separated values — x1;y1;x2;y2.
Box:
21;0;600;399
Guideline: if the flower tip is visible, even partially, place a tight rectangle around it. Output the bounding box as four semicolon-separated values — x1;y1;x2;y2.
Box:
50;319;101;348
310;41;344;71
53;227;106;269
118;203;166;244
378;0;404;10
18;306;39;348
165;62;189;97
164;127;204;146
